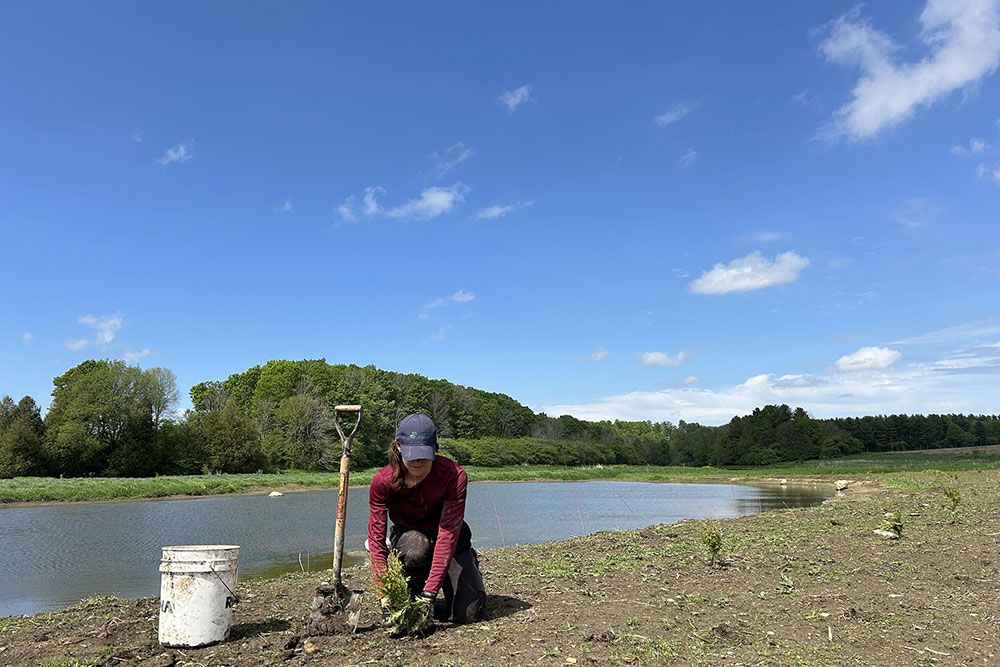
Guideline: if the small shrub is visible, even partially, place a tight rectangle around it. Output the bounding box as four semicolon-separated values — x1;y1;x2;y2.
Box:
701;520;723;567
943;488;961;512
375;553;431;637
880;512;903;536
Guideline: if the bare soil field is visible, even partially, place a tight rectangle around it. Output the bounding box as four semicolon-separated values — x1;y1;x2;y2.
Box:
2;469;997;666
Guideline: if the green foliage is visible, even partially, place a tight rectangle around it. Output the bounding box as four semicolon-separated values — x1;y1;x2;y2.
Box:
0;395;45;478
375;553;432;637
880;512;903;536
701;519;723;567
42;360;179;476
189;399;263;473
943;487;961;512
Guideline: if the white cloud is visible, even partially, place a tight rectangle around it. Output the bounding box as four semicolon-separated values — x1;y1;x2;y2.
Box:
427;325;454;343
386;184;467;220
689;251;810;295
654;101;697;127
751;231;784;242
835;346;902;371
819;0;1000;141
683;375;700;385
430;142;474;178
673;149;699;168
132;130;143;143
418;298;445;320
277;199;293;213
21;332;32;342
951;137;990;155
475;200;532;219
892;197;941;228
157;139;194;165
122;347;152;362
339;183;467;223
889;316;1000;345
65;313;125;350
336;195;358;223
976;160;1000;183
638;350;690;367
499;85;532;112
591;346;610;363
419;290;475;319
542;344;1000;424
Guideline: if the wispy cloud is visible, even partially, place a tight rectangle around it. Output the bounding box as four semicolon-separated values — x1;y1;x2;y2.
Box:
276;198;294;213
638;350;690;367
683;375;700;385
689;251;810;295
951;138;991;156
542;340;1000;424
591;346;610;363
21;332;32;342
450;289;476;303
889;317;1000;345
336;196;358;224
427;325;454;343
132;130;144;143
892;197;942;229
749;230;784;242
65;313;124;350
419;290;476;319
673;148;699;168
499;85;532;112
976;161;1000;183
835;346;902;371
475;200;532;220
157;139;194;165
654;100;697;127
338;183;468;223
122;347;152;362
429;142;474;178
819;1;1000;141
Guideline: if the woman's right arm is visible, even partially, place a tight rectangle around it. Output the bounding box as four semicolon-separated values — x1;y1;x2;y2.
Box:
367;474;390;580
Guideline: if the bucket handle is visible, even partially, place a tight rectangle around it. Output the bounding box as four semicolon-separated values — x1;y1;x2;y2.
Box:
209;563;240;605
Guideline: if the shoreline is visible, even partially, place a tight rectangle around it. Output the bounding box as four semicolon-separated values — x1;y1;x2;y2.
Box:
0;471;838;509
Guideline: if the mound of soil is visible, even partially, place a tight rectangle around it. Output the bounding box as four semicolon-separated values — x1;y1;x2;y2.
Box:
2;471;998;666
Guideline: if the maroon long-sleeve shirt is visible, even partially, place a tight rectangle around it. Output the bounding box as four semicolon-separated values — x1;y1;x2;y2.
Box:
367;455;468;596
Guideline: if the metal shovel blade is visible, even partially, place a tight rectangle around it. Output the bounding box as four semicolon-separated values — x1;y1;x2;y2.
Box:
308;583;365;635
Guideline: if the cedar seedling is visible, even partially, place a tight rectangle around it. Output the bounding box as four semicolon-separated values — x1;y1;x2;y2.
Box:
375;553;432;638
879;512;903;537
701;520;723;567
943;488;961;513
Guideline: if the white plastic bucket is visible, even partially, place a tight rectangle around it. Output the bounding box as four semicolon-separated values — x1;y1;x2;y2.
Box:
158;545;240;647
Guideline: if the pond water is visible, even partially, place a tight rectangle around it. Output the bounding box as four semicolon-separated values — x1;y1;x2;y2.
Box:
0;480;830;617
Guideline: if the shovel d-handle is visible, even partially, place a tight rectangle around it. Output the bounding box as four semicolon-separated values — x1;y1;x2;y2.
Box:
332;404;362;590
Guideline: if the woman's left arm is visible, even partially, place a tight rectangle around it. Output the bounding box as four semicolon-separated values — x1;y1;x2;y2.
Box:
422;468;468;596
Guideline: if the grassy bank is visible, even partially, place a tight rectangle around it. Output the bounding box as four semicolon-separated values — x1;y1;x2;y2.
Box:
3;467;998;666
3;448;1000;504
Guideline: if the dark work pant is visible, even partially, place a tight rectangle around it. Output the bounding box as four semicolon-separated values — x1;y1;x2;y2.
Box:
389;522;486;624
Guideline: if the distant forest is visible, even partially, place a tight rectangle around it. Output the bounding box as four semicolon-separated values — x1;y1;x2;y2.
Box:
2;358;999;478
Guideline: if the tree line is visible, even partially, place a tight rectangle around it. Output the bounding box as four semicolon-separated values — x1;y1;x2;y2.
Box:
2;357;998;478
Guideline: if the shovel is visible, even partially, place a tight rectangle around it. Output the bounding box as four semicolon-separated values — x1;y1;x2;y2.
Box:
309;404;365;634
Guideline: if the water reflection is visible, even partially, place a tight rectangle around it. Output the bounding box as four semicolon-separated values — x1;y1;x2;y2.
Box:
0;481;829;617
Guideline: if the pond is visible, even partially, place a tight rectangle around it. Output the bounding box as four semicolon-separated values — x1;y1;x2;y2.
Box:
0;480;831;617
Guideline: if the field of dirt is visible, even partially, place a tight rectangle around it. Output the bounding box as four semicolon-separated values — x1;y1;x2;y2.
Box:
2;470;998;666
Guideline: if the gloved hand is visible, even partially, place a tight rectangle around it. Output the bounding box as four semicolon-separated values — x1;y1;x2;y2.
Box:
415;591;436;633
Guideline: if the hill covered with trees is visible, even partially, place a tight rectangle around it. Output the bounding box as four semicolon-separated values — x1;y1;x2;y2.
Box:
2;357;999;478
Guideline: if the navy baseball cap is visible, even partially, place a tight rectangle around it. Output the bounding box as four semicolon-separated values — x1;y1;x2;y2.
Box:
396;413;438;461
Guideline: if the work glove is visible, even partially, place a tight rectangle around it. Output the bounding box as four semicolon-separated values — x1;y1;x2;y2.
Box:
414;591;436;635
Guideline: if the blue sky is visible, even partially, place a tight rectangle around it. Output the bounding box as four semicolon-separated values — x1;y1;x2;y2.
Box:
2;1;999;424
